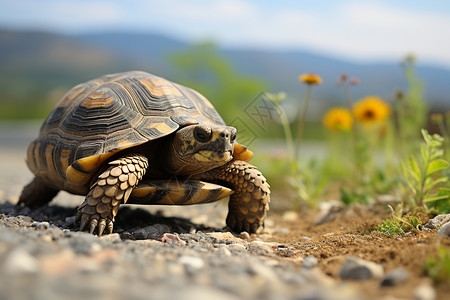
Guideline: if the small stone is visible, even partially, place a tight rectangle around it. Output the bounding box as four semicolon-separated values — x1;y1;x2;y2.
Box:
315;200;342;225
248;241;277;255
227;244;247;251
380;268;409;286
3;248;39;274
302;255;319;269
32;221;50;230
339;256;384;280
302;236;312;241
239;231;250;239
99;233;121;243
414;282;436;300
133;224;170;240
178;256;204;273
425;214;450;229
162;233;186;246
437;222;450;237
206;232;244;243
282;211;298;222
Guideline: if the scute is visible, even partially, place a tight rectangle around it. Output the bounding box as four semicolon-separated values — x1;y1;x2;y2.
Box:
27;71;226;193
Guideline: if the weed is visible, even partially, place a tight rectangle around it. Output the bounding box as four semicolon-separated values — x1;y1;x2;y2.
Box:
401;129;449;212
375;205;422;237
423;247;450;284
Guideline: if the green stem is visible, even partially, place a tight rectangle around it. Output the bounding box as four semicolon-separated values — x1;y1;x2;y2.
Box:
418;144;430;208
273;102;294;163
294;85;312;162
344;82;364;176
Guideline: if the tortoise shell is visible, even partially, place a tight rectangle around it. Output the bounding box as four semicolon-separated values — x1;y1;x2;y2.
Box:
26;71;232;195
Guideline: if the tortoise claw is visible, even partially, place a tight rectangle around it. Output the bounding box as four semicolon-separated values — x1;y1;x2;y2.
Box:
107;220;114;235
89;218;98;234
98;219;107;236
77;211;113;236
79;214;90;231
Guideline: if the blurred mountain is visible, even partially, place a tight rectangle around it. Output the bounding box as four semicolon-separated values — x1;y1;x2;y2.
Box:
0;29;449;119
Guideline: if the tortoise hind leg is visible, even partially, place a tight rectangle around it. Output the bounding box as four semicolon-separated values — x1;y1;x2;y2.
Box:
18;177;59;209
76;154;148;236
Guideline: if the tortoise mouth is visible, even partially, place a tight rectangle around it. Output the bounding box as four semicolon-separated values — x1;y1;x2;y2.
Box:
193;150;233;162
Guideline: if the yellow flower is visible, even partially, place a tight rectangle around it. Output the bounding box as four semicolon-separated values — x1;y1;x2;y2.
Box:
353;96;391;124
323;107;353;131
299;74;322;85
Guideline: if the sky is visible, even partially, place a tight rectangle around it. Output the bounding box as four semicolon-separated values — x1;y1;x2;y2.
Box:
1;0;450;67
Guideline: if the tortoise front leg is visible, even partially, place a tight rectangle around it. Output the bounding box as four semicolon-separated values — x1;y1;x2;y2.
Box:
193;160;270;233
76;154;148;236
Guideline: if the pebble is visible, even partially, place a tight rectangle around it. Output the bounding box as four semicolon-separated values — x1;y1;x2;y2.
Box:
436;221;450;237
161;233;186;247
3;248;39;274
380;268;409;286
99;233;121;243
32;221;50;230
315;200;342;225
424;214;450;229
227;243;247;251
178;255;205;272
132;224;170;240
302;255;319;269
239;231;250;239
248;241;277;255
338;256;384;280
414;282;436;300
206;232;244;244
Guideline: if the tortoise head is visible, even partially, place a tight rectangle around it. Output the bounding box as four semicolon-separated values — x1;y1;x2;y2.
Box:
165;124;236;175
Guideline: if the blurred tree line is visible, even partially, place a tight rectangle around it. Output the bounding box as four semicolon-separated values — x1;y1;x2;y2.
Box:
1;41;267;123
168;41;268;124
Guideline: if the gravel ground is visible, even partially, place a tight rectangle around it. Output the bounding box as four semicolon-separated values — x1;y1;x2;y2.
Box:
0;204;362;300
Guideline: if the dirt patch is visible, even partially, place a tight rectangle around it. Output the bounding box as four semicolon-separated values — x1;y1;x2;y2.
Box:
262;205;450;299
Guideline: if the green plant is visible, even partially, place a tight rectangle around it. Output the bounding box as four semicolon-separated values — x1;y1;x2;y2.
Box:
401;129;449;212
396;56;427;155
375;205;421;237
265;90;327;208
423;247;450;284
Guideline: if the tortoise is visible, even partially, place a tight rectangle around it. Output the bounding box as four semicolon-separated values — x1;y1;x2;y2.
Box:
19;71;270;235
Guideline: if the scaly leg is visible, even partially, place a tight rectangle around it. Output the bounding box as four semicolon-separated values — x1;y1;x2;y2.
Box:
193;160;270;233
18;177;59;208
76;154;148;236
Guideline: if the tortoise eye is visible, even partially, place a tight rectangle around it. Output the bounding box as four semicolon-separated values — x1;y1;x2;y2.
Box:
193;127;211;142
